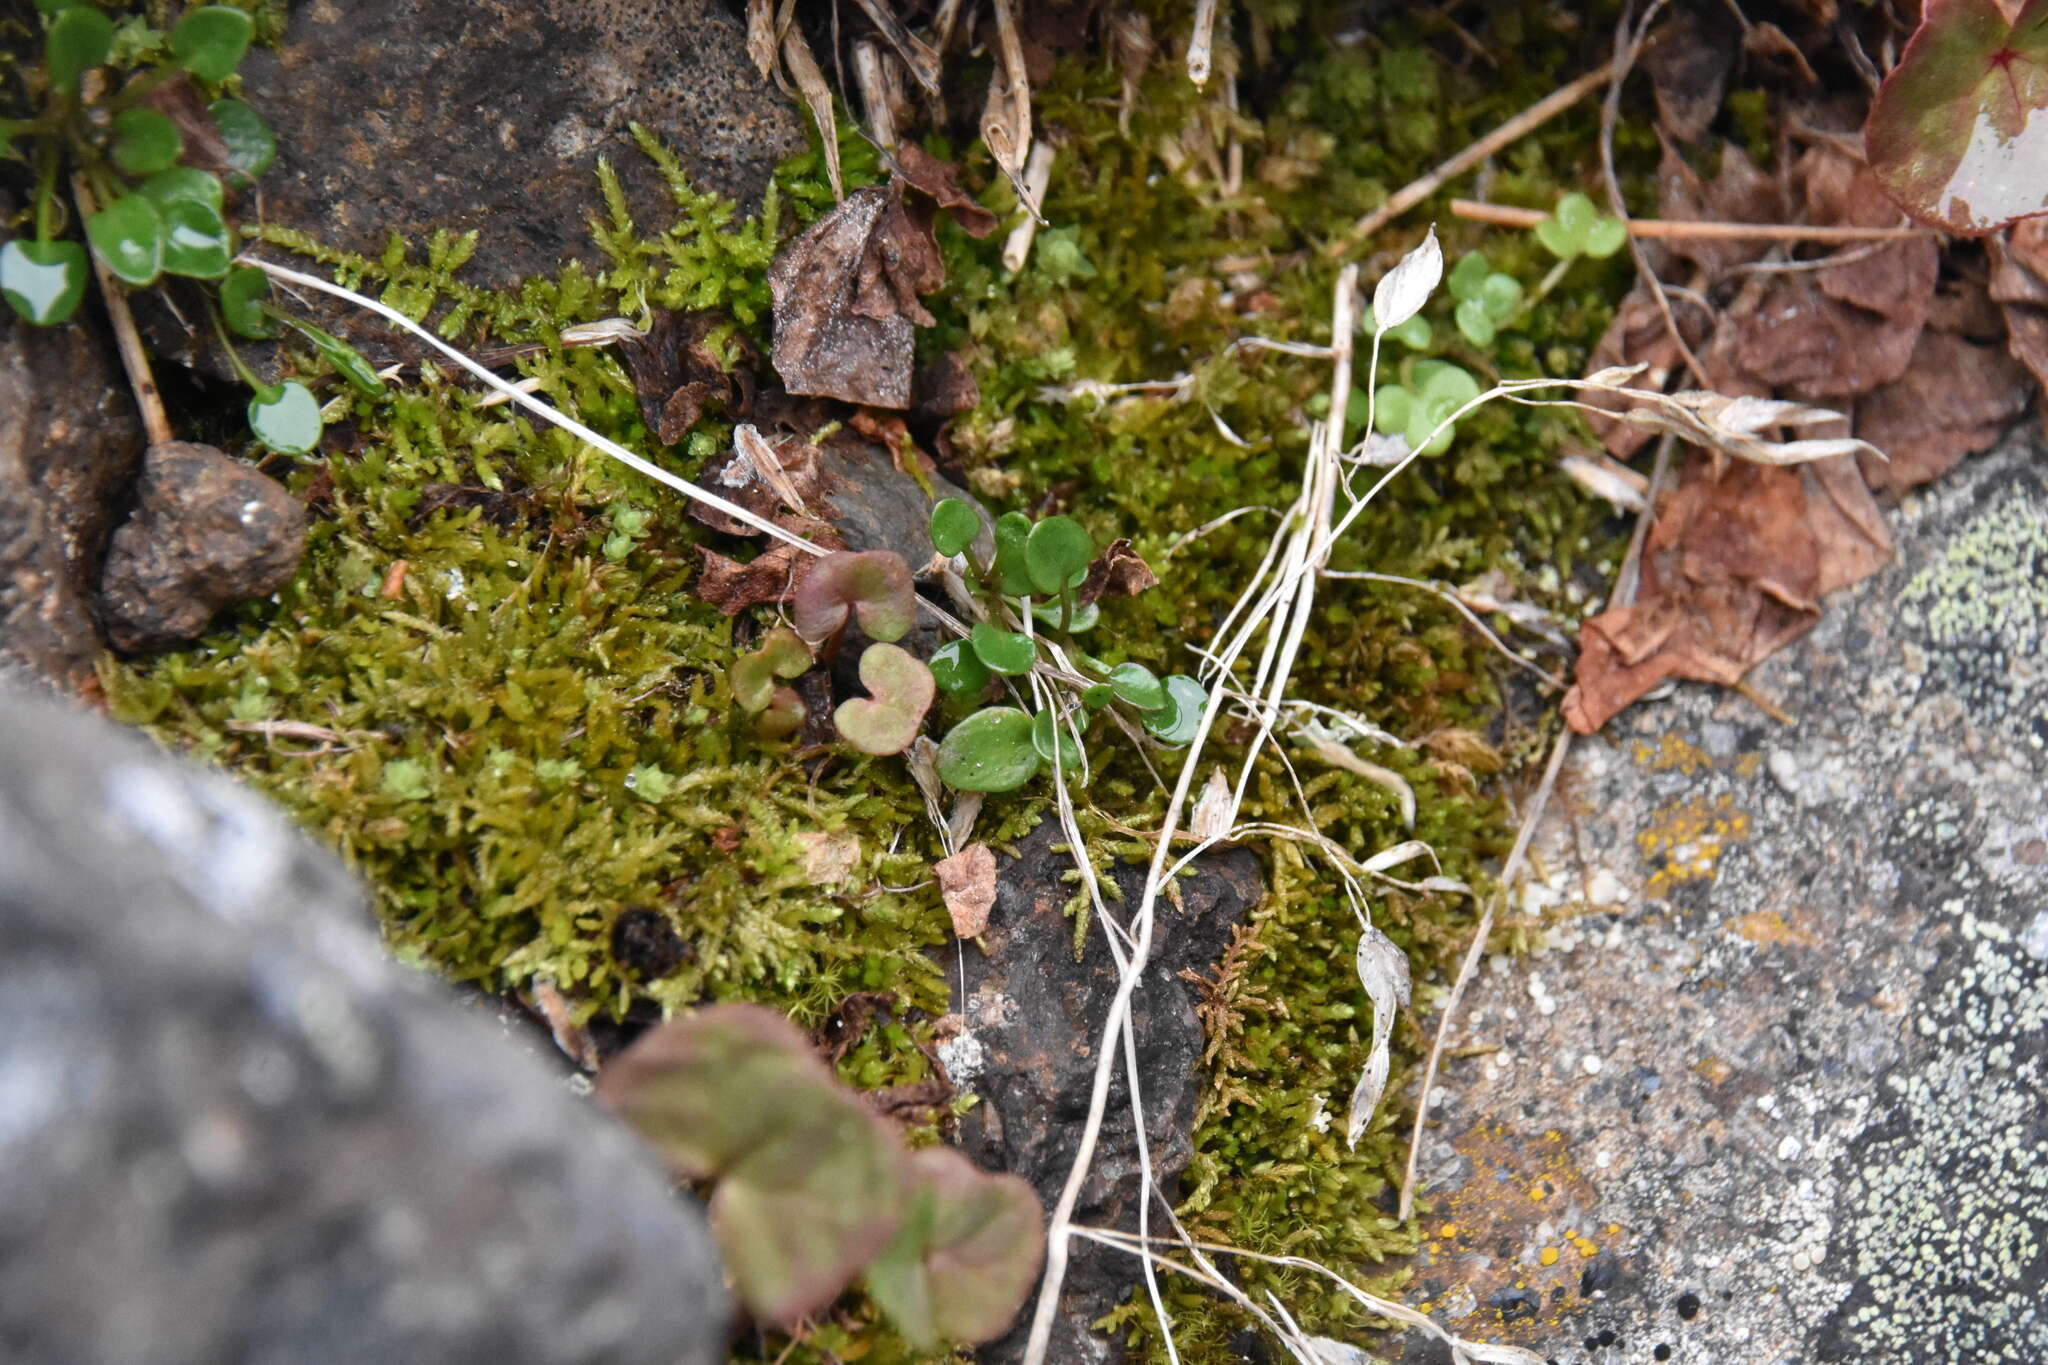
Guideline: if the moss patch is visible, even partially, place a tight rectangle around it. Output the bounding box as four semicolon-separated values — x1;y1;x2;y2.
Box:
106;4;1650;1359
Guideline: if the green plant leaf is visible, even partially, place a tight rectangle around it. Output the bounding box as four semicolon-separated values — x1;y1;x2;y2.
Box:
1480;271;1522;320
1140;674;1208;747
1030;596;1098;632
170;4;254;82
935;706;1041;792
1372;384;1416;437
1029;708;1082;769
208;98;277;187
1581;214;1628;258
85;194;163;286
992;510;1034;596
1866;0;2048;234
928;497;980;558
247;380;322;455
928;639;990;695
1453;298;1495;347
0;239;87;325
1107;660;1166;711
1416;360;1481;408
279;315;386;395
968;622;1035;676
732;626;812;711
834;642;935;756
1534;191;1594;258
1447;249;1491;300
865;1147;1046;1348
1082;682;1113;710
46;5;113;94
793;550;918;645
110;108;182;176
596;1004;907;1328
1024;515;1092;595
159;198;233;278
220;264;273;338
137;166;225;214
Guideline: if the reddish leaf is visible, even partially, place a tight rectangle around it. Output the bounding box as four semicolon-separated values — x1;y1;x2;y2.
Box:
892;143;999;238
791;549;918;645
1865;0;2048;234
833;642;935;756
933;842;997;937
1855;329;2035;491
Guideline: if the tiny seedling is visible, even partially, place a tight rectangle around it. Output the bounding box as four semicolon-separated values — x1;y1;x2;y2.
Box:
792;550;918;647
1446;249;1524;347
934;705;1042;792
834;642;936;756
1371;359;1482;456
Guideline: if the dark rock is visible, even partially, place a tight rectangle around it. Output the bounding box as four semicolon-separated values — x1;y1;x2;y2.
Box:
241;0;803;293
98;441;307;652
955;819;1264;1364
0;301;146;692
0;687;728;1365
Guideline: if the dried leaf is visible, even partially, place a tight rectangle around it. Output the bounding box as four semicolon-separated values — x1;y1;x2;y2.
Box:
1598;385;1886;465
1190;768;1235;842
1855;329;2035;491
1296;729;1417;829
934;842;997;938
1642;8;1737;143
769;185;943;409
893;143;999;239
1345;924;1412;1147
614;309;750;445
1077;537;1159;604
798;830;862;885
695;539;812;616
1372;226;1441;334
780;23;842;201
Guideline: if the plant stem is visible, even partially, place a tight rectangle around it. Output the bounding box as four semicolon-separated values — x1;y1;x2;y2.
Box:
1451;197;1944;242
207;295;272;396
70;174;172;446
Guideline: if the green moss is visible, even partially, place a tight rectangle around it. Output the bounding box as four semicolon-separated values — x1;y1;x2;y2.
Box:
105;3;1645;1359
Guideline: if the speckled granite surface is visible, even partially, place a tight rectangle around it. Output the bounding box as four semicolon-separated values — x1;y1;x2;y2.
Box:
1397;431;2047;1364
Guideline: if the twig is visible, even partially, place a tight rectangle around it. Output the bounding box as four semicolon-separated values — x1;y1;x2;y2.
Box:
1450;198;1941;243
1188;0;1220;87
71;175;173;446
1327;65;1612;258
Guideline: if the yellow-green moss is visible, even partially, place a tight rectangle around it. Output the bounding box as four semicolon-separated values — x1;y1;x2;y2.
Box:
106;3;1658;1359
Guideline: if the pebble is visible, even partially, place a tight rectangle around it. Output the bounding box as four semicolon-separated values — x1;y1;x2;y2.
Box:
1582;1054;1604;1076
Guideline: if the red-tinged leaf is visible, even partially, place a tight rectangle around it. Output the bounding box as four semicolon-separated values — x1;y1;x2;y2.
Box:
833;642;935;755
1865;0;2048;234
863;1147;1045;1348
791;549;918;646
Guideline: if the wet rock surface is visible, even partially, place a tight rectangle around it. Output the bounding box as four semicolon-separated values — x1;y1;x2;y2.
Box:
955;819;1265;1364
1398;432;2048;1363
0;305;146;692
240;0;803;292
98;440;307;653
0;688;729;1365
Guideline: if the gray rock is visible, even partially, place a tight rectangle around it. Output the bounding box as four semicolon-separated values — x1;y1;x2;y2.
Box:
1397;431;2048;1363
956;819;1264;1364
0;299;146;692
241;0;804;293
97;441;308;653
0;689;729;1365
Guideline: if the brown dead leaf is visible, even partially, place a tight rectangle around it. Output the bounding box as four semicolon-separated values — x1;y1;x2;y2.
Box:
1854;331;2035;492
1742;22;1819;86
934;842;998;938
693;517;841;616
892;142;999;239
1642;9;1737;144
689;435;830;538
1989;221;2048;395
1078;537;1159;605
797;830;862;886
768;185;944;409
912;352;982;427
1655;141;1786;283
614;310;754;445
1582;286;1714;459
1564;453;1894;733
815;991;896;1062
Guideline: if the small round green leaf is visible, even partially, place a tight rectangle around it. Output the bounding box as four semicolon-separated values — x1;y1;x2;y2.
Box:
1416;361;1481;408
247;380;323;455
992;511;1034;596
1024;516;1092;596
111;107;182;176
1082;683;1113;710
1030;597;1098;633
1371;384;1416;437
170;4;253;82
968;622;1036;676
1387;313;1432;350
1453;298;1495;347
159;198;233;279
137;166;225;214
1447;249;1491;300
1139;674;1208;747
86;194;164;286
928;639;989;695
1;238;88;325
220;265;273;338
1029;709;1082;770
208;98;277;186
935;707;1041;793
1479;271;1522;321
47;5;113;94
1582;214;1628;259
928;498;979;558
1404;395;1459;456
1107;661;1165;711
